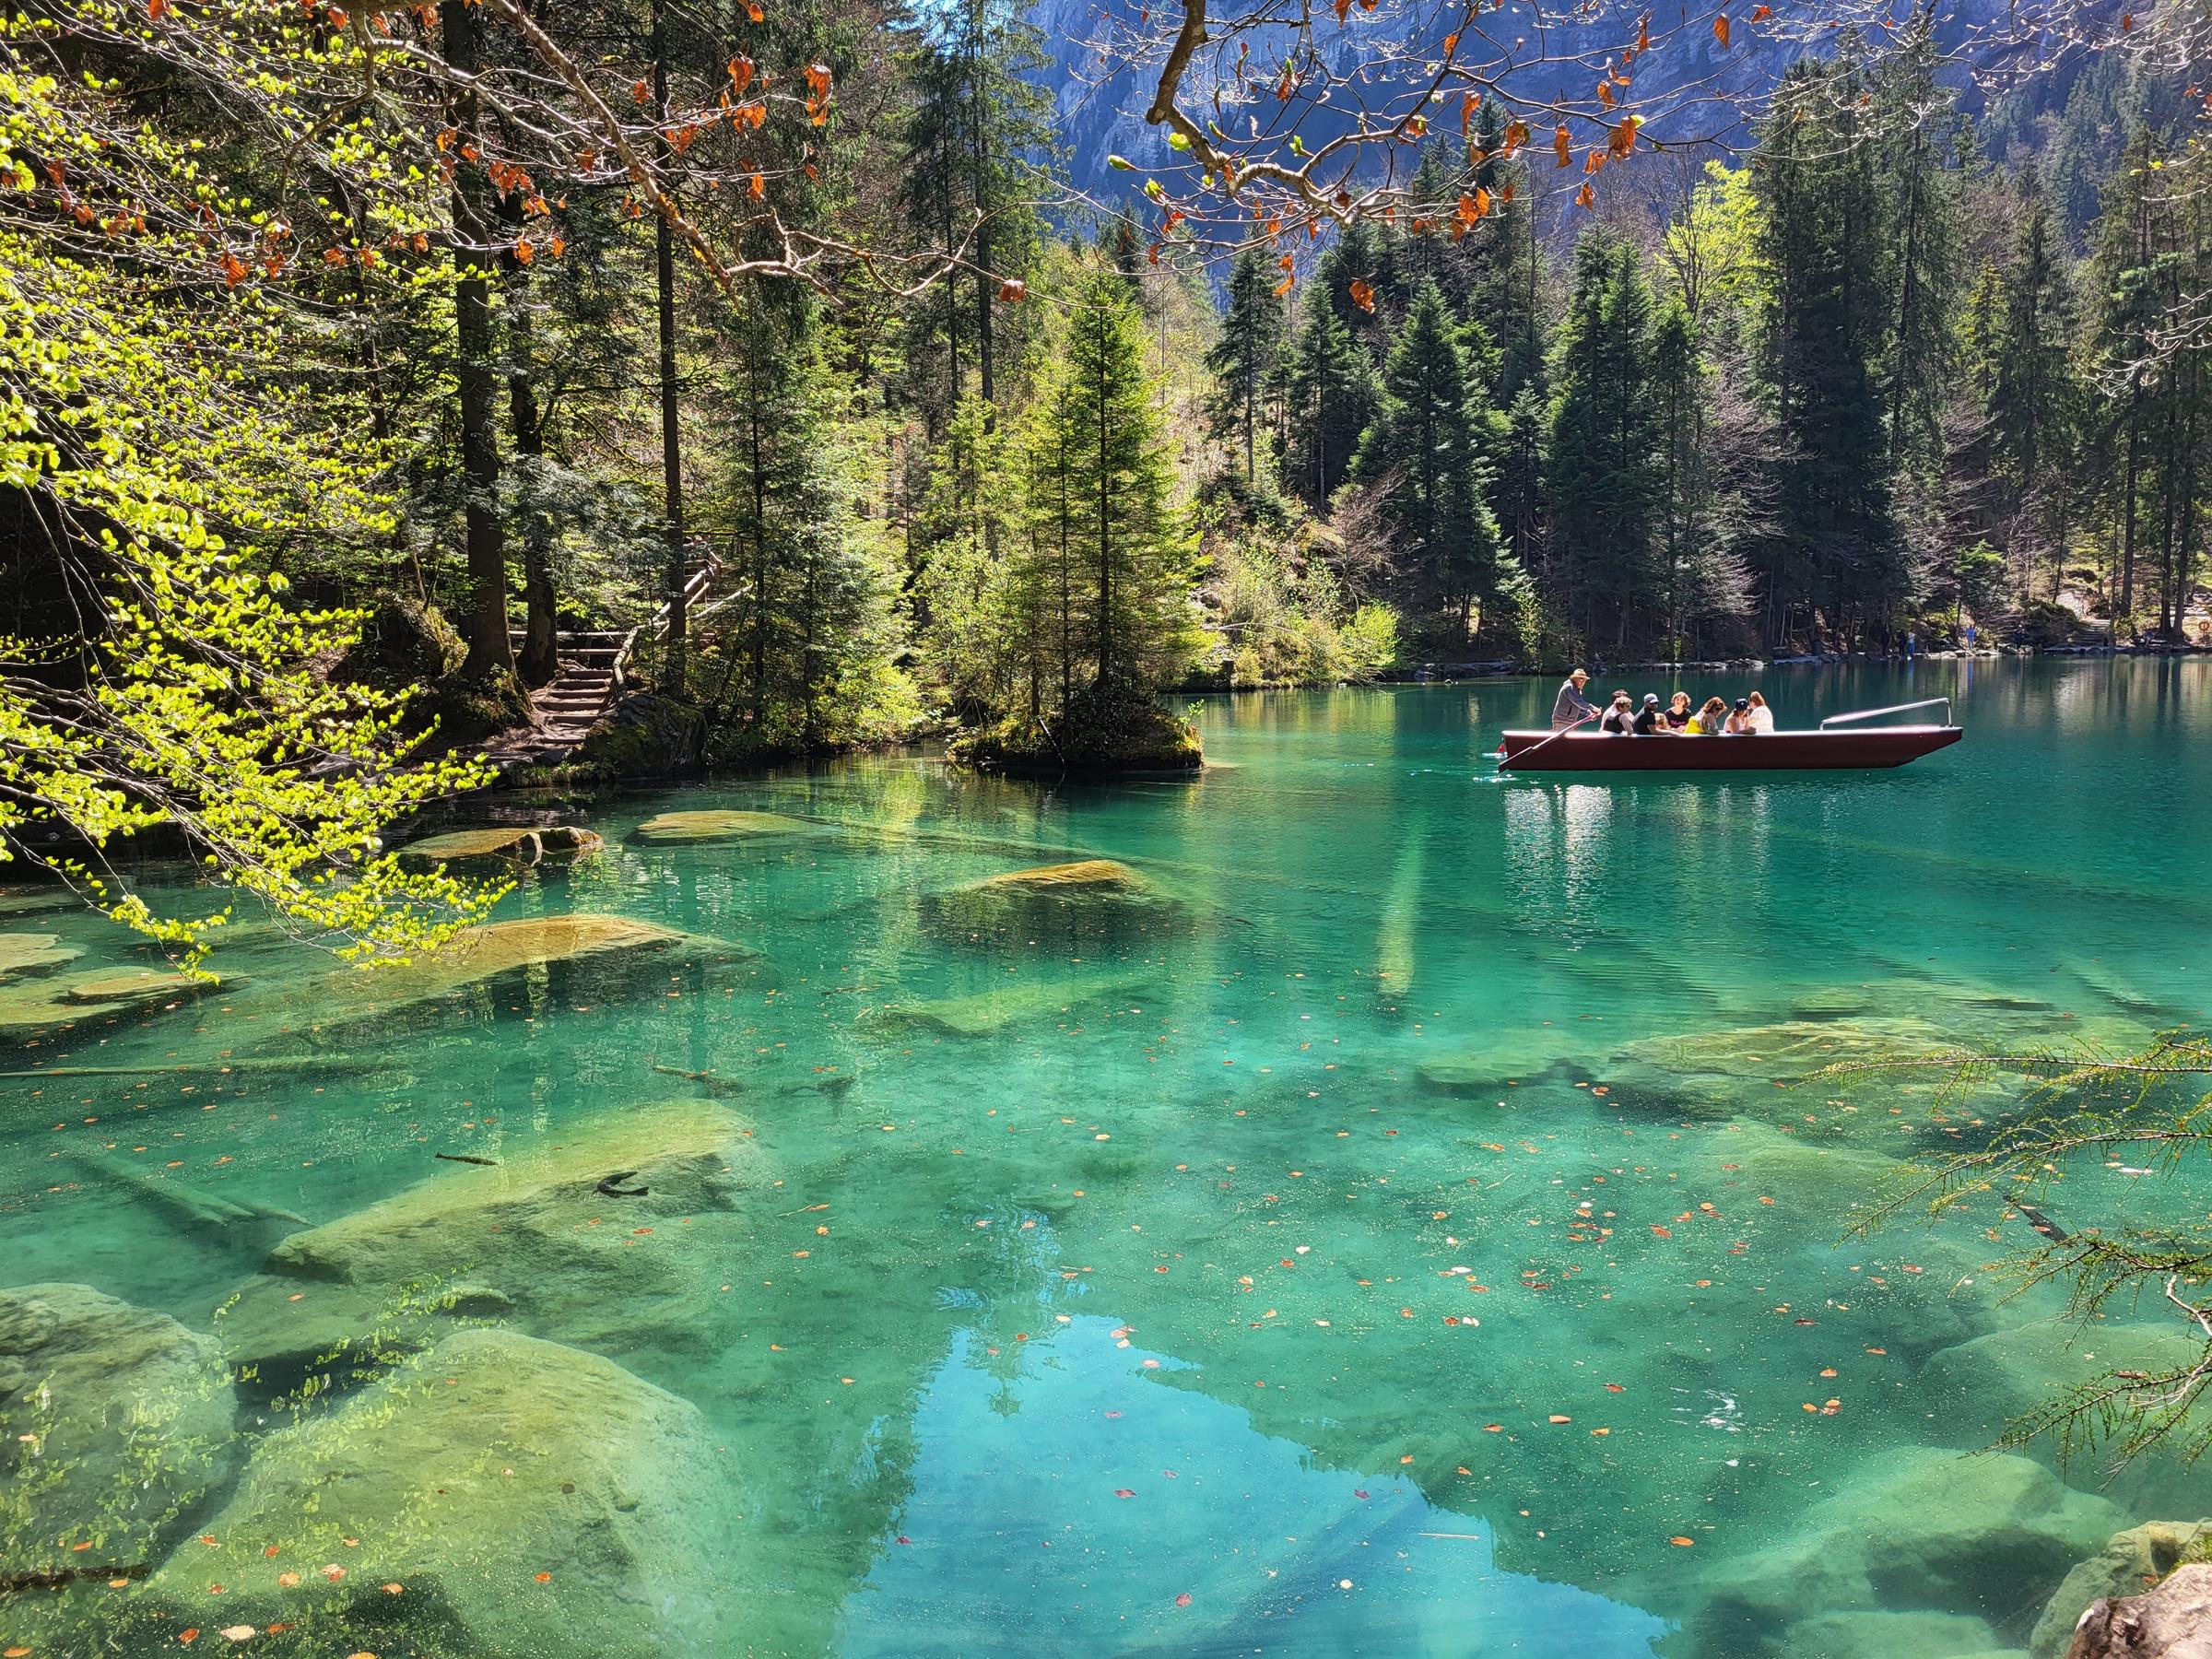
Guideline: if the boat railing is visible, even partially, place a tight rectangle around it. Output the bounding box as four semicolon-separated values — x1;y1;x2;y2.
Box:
1819;697;1953;729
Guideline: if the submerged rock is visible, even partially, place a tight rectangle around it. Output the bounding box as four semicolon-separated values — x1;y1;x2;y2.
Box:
1696;1444;2126;1652
1780;1609;2011;1659
1919;1323;2209;1515
629;809;812;843
1415;1026;1604;1092
921;858;1186;956
961;858;1147;894
0;963;218;1030
0;930;80;980
141;1327;741;1657
2064;1560;2212;1659
2031;1523;2212;1659
310;913;692;1026
395;825;605;872
0;1283;238;1578
224;1100;751;1376
874;970;1158;1038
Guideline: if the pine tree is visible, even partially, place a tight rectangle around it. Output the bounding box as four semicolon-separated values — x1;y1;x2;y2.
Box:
1283;288;1378;510
1752;53;1906;647
1990;171;2080;601
1350;279;1504;630
1651;300;1753;653
1206;246;1288;484
1546;230;1663;652
1871;12;1963;481
1051;270;1193;689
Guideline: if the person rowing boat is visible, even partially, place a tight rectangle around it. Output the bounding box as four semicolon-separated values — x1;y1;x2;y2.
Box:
1551;668;1599;729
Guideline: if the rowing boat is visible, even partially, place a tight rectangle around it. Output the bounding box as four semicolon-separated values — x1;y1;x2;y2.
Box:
1497;698;1963;772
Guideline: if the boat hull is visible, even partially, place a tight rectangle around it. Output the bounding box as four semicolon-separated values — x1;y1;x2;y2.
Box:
1498;726;1963;771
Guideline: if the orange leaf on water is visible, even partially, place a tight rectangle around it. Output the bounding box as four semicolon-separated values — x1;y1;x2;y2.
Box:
1669;1535;1696;1547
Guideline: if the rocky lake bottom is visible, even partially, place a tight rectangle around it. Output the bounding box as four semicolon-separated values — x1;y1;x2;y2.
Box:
0;659;2207;1658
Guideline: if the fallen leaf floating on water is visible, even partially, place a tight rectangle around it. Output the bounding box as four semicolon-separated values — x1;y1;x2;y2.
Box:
534;1571;552;1583
219;1631;254;1645
1174;1593;1194;1607
1669;1535;1696;1547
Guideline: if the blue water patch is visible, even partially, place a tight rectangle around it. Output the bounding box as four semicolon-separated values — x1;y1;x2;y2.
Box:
840;1316;1669;1656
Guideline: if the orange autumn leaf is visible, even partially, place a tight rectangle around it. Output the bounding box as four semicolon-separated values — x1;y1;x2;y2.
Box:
1554;124;1571;167
747;171;765;199
1575;182;1595;208
549;236;566;257
534;1571;552;1583
1638;9;1651;48
6;1648;29;1657
727;53;754;92
1669;1535;1696;1547
1347;277;1374;312
1712;12;1730;46
179;1636;199;1648
1595;78;1615;108
276;1571;300;1587
632;79;651;104
512;236;533;265
1503;119;1528;154
996;277;1027;301
1750;3;1771;15
746;0;763;16
1548;1414;1572;1423
1272;276;1294;297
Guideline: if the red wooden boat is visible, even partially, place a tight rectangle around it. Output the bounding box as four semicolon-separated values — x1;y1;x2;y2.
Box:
1498;699;1963;772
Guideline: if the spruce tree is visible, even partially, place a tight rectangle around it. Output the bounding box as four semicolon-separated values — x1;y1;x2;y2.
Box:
1547;230;1663;653
1751;54;1905;646
1872;12;1963;481
1349;279;1503;630
1206;246;1289;485
1990;171;2081;602
1052;269;1192;689
1284;288;1378;511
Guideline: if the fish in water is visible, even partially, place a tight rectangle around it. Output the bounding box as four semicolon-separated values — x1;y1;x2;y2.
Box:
434;1152;501;1167
596;1170;649;1197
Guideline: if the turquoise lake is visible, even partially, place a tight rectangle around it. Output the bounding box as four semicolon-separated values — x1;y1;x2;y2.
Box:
1;657;2207;1657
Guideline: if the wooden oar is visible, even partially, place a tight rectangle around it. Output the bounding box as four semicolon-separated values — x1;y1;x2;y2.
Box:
1497;711;1599;772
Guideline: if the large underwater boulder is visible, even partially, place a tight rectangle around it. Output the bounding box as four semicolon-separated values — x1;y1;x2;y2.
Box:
394;825;604;873
0;1282;238;1578
1696;1444;2126;1653
629;809;812;843
141;1327;741;1658
221;1100;752;1381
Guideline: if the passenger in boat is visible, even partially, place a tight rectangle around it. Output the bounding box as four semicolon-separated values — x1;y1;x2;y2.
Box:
1745;691;1775;734
1632;693;1674;735
1685;697;1729;735
1724;698;1758;735
1552;668;1599;729
1599;691;1638;734
1665;691;1693;730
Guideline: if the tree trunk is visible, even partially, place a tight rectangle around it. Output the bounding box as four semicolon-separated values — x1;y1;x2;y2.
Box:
499;194;559;688
442;0;512;682
652;0;687;692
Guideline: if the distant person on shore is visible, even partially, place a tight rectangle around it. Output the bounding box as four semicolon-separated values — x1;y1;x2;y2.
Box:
1599;691;1638;734
1724;698;1757;735
1745;691;1775;734
1552;668;1599;729
1632;693;1673;735
1665;692;1693;730
1685;697;1728;735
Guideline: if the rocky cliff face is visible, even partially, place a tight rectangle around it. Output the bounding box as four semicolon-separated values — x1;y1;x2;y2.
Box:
1030;0;2039;220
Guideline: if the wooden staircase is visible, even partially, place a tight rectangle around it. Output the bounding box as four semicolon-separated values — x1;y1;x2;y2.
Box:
477;559;716;774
